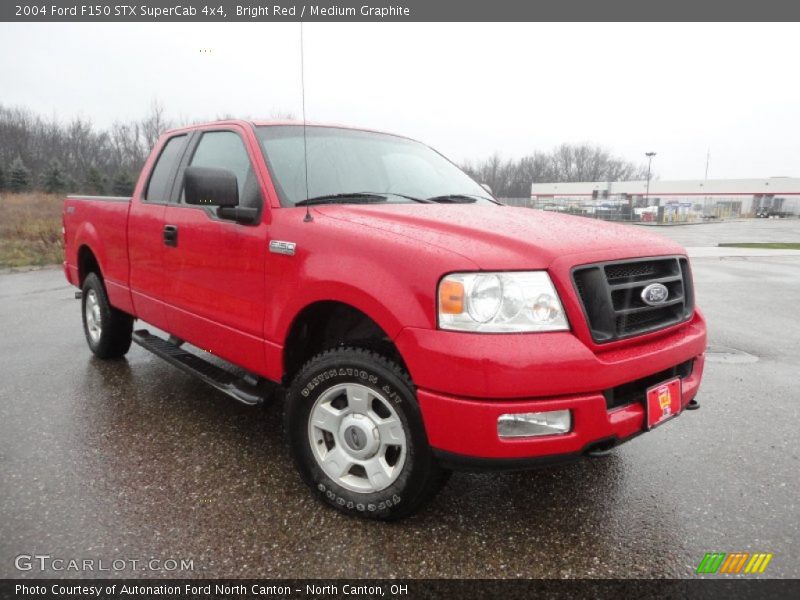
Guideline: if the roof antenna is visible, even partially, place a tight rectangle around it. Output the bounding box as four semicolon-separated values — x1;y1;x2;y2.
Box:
300;21;312;222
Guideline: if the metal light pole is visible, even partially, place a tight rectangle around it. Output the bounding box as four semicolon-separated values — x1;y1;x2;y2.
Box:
645;152;657;201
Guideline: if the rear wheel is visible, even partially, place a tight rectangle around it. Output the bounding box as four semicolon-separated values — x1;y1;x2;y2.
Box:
81;272;133;359
285;347;449;520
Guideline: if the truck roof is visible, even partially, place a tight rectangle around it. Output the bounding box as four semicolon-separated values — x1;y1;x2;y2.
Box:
162;119;409;141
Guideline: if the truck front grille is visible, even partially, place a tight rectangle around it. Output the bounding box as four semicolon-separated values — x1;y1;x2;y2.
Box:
572;256;694;343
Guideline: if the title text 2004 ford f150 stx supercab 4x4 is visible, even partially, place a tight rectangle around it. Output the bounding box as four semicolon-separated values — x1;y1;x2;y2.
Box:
63;121;706;519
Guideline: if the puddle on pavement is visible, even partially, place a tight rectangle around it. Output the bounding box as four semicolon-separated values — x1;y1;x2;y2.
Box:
705;345;759;364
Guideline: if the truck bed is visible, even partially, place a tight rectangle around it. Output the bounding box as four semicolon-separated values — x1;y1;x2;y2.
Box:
63;195;132;312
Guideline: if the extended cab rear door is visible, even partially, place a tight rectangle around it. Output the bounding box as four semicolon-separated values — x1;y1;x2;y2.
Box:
160;125;268;375
128;132;190;330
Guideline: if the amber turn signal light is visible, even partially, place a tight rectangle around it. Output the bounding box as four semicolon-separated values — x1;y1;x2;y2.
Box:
439;279;465;314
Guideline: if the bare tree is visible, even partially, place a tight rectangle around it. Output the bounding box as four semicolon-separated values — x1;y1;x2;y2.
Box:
140;99;172;152
0;102;173;193
462;144;649;197
268;109;297;120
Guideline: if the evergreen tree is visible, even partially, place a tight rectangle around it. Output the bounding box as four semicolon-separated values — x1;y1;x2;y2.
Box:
8;157;31;193
0;163;6;191
43;159;67;194
85;166;107;195
111;170;135;196
64;174;77;194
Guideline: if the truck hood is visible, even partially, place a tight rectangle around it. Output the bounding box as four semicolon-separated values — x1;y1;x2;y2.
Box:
315;204;685;269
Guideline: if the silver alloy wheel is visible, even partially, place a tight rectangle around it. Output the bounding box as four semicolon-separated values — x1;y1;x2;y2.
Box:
84;289;102;343
308;382;407;493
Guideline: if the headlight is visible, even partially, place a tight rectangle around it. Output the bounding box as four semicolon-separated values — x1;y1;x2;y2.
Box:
438;271;569;333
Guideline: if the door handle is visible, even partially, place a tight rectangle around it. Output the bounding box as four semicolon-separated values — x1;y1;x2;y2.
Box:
163;224;178;247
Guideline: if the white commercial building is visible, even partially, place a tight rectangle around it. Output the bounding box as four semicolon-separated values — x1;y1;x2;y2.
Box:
530;178;800;222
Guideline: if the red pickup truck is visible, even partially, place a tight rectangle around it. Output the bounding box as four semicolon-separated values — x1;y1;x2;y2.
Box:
63;120;706;519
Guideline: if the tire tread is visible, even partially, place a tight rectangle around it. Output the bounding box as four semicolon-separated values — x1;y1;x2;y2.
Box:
285;345;449;520
81;272;133;359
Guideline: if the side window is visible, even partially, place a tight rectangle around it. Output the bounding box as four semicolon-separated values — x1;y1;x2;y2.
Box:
145;134;187;201
189;131;254;201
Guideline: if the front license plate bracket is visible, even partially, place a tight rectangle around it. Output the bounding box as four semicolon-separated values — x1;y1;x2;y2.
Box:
645;377;682;430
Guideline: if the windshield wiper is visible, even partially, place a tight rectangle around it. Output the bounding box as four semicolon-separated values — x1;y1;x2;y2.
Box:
296;192;433;206
295;193;388;206
381;192;433;204
426;194;479;204
427;193;500;204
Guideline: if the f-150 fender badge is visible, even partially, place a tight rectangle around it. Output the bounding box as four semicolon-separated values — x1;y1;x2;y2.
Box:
269;240;296;256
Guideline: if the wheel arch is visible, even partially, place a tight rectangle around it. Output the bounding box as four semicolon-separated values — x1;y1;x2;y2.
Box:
77;244;103;285
282;300;409;385
73;220;107;285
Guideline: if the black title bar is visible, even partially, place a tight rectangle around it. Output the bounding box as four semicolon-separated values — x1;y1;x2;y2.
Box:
3;0;800;22
2;579;800;600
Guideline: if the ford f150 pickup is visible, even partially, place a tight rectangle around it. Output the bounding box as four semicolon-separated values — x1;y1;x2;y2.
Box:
63;120;706;519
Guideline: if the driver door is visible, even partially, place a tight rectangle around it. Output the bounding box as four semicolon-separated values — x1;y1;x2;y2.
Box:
161;127;268;375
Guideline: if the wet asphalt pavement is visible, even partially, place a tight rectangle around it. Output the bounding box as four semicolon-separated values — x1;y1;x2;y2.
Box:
1;220;799;579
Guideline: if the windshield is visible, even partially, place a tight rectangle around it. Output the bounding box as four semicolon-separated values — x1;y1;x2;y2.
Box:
256;126;495;207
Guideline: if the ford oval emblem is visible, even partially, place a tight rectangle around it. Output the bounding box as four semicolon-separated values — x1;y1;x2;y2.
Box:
641;283;669;306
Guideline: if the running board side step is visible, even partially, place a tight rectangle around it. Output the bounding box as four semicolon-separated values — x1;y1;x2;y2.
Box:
132;329;265;406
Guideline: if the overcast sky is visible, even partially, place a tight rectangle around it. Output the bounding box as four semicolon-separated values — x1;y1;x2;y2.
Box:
2;22;799;180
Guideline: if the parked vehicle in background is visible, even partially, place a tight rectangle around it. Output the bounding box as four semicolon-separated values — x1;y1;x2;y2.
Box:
756;207;791;218
62;120;706;520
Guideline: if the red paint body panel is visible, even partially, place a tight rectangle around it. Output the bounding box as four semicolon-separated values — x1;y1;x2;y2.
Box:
161;203;268;375
395;311;706;399
127;201;168;328
419;353;704;459
62;119;708;465
312;203;685;274
62;197;134;314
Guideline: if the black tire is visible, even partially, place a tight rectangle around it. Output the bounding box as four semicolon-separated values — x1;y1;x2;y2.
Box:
81;272;133;359
285;347;449;520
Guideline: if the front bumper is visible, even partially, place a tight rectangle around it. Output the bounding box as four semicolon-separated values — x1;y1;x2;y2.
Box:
420;352;702;466
396;311;706;464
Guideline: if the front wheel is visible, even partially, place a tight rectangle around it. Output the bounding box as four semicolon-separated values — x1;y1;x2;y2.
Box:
81;272;133;359
285;347;449;520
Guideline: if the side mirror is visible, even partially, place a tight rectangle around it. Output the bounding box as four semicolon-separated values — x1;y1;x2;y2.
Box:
185;166;239;207
480;183;493;195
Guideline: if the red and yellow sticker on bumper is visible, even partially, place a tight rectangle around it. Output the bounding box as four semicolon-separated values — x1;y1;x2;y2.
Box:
645;377;682;430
